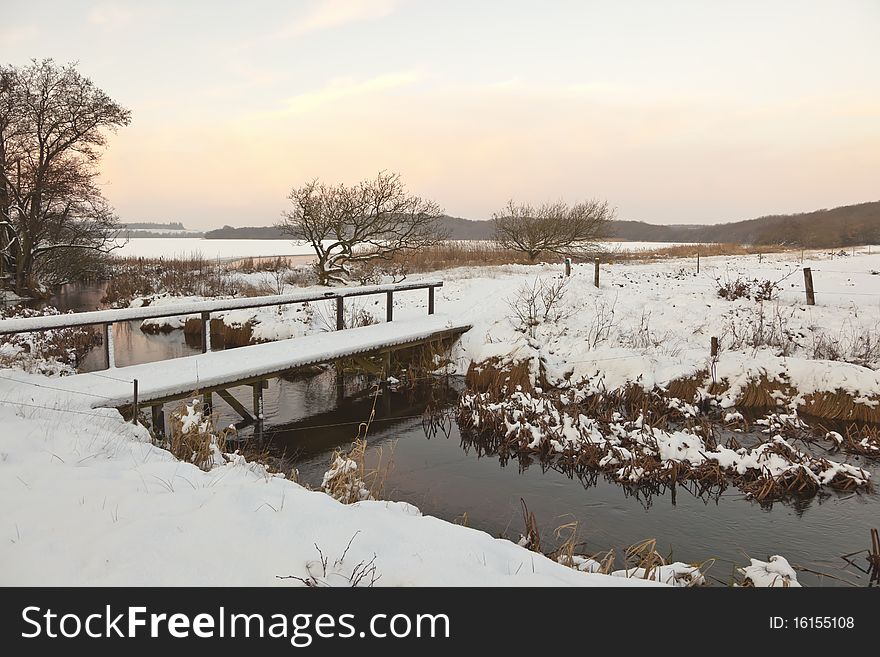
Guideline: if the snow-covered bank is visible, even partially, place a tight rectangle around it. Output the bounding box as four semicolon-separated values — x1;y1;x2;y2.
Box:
0;376;657;586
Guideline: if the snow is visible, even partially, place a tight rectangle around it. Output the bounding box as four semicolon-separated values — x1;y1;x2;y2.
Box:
0;378;659;586
114;238;318;260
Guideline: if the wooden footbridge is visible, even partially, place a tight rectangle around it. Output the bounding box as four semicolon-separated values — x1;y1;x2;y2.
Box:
0;280;470;434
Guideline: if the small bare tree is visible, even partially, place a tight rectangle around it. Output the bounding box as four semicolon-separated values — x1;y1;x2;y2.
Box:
278;172;445;285
493;199;613;262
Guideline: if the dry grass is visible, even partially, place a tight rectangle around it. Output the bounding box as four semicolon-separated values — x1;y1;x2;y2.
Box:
604;242;791;263
465;358;534;394
321;438;394;504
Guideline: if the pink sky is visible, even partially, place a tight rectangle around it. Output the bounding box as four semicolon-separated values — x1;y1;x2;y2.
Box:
2;0;878;228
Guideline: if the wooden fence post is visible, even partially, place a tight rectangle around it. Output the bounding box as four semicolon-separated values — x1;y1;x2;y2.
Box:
131;378;139;425
103;322;115;369
201;312;211;353
803;267;815;305
564;258;571;277
593;259;600;288
386;291;394;322
336;297;344;330
711;336;718;358
696;251;700;274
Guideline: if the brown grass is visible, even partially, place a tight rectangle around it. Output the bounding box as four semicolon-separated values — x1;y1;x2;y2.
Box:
321;438;394;504
465;358;534;394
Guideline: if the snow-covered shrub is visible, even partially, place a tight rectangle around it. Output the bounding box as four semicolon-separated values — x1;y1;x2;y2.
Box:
0;306;99;376
166;397;234;471
739;555;801;587
507;277;572;339
715;276;778;302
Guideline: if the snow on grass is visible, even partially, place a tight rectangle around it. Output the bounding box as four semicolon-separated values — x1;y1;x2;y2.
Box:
739;555;801;587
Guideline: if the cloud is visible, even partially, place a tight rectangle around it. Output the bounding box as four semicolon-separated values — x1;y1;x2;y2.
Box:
0;26;40;46
275;71;421;115
283;0;404;36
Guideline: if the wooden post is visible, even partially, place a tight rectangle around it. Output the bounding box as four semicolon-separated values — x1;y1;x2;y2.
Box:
200;312;211;353
710;336;719;358
428;286;435;315
803;267;815;305
131;378;139;425
103;323;115;369
800;248;804;264
202;391;212;415
336;297;344;330
564;258;571;277
593;259;600;288
386;290;393;322
151;404;165;437
696;251;700;274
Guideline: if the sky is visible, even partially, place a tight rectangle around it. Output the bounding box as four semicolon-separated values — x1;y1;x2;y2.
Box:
1;0;879;229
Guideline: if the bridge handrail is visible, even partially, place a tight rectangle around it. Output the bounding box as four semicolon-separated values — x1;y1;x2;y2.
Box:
0;280;444;335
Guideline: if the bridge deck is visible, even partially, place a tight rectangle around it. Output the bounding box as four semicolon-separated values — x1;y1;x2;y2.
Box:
41;315;470;409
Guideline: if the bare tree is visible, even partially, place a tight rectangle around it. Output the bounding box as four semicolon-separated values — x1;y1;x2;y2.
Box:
0;59;131;295
492;199;613;262
279;172;445;285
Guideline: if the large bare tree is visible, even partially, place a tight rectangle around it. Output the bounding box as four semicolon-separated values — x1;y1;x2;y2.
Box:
0;59;130;295
279;172;445;285
492;199;613;262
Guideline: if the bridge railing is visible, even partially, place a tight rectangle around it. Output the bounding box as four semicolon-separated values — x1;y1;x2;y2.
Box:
0;280;444;369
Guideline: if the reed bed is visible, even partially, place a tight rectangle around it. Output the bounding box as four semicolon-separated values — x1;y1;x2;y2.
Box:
457;375;873;503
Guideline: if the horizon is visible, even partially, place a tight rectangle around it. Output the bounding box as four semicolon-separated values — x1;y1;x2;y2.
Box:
2;0;879;229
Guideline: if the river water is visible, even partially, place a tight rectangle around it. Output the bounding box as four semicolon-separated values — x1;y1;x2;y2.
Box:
39;282;880;586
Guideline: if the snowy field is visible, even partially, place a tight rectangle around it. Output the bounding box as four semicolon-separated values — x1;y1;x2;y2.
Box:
113;237;705;260
3;247;877;586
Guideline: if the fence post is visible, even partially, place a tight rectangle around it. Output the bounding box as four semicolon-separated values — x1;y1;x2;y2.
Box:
696;251;700;274
803;267;815;305
428;286;435;315
564;258;571;277
103;323;115;369
131;378;139;425
711;336;718;358
201;312;211;353
386;291;393;322
593;259;600;288
336;297;344;330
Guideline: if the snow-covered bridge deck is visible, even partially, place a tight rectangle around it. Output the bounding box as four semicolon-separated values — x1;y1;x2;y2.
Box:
44;315;470;429
57;314;469;407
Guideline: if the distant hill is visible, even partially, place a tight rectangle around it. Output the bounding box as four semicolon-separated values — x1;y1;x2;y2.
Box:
201;201;880;247
604;201;880;246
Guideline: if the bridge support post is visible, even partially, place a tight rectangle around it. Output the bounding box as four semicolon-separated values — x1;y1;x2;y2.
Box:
251;382;263;422
151;404;165;437
386;291;393;322
336;297;344;330
428;287;435;315
202;390;212;415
